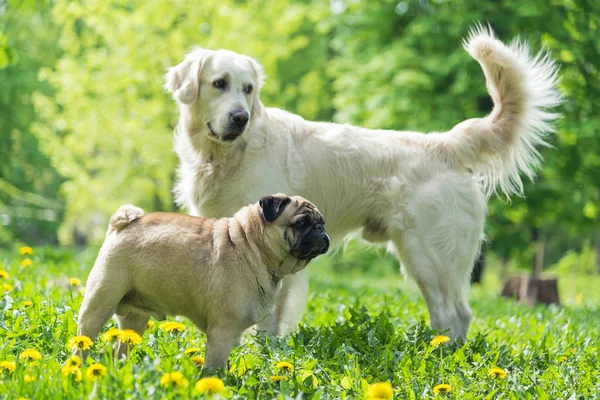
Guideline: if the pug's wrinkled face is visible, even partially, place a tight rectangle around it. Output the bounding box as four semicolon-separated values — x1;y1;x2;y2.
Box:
259;194;330;265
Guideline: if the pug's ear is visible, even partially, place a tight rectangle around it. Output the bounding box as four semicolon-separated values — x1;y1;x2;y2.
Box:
259;195;291;223
165;48;211;105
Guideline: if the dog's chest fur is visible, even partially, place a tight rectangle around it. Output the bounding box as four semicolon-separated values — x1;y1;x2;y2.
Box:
176;133;292;218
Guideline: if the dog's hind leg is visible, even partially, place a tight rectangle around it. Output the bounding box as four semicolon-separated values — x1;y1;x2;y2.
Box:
114;312;149;359
390;174;485;340
76;248;130;360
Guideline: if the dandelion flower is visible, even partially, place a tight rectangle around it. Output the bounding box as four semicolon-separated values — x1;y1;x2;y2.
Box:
20;246;33;255
65;355;82;368
367;381;393;399
61;365;82;381
0;270;8;279
19;349;42;362
86;363;107;381
488;367;507;379
191;356;205;367
559;355;567;363
430;335;451;347
3;284;13;292
184;347;201;355
195;377;225;394
270;375;289;382
21;259;32;268
160;371;189;388
159;321;186;333
0;361;16;373
68;335;93;351
101;327;123;342
117;329;142;346
147;320;155;328
275;361;294;371
433;383;452;394
22;301;33;307
69;278;82;286
24;374;36;383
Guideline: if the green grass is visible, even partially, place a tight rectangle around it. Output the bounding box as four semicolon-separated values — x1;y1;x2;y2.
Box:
1;244;599;399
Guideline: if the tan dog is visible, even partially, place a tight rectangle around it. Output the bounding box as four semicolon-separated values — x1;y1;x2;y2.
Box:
76;194;329;369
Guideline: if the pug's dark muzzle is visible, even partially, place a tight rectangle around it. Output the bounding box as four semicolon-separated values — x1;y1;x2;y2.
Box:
293;225;330;260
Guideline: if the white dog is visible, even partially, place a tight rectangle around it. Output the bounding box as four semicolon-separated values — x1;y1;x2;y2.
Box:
165;26;560;339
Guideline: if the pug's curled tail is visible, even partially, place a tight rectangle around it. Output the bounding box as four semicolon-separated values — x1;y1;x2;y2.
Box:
107;205;145;236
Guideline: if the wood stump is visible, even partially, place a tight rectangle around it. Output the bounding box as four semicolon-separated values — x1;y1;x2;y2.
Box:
501;275;560;306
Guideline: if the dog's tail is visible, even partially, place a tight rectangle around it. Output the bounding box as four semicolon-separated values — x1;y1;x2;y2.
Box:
436;25;561;197
106;204;145;236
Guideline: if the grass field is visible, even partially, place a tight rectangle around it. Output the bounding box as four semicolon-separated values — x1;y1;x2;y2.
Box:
1;243;599;399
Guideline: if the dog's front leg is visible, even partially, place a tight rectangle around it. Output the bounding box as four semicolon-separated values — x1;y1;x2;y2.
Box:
203;326;243;371
255;268;309;336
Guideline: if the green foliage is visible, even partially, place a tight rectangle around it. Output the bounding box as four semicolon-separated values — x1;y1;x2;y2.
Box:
0;0;597;268
0;0;64;245
1;247;599;398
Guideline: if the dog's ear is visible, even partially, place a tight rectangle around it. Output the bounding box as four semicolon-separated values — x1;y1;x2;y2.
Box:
259;195;291;223
247;56;265;118
165;48;211;105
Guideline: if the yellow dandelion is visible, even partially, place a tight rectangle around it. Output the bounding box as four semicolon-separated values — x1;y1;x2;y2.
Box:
275;361;294;371
191;356;205;367
22;301;33;307
270;375;289;382
68;335;93;351
86;363;107;381
488;367;507;379
21;259;32;268
69;278;82;286
160;371;189;388
147;320;155;328
61;365;83;381
430;335;451;347
19;349;42;362
433;383;452;394
3;284;13;292
159;321;186;333
65;355;82;368
184;347;201;355
117;329;142;346
20;246;33;255
101;327;123;342
559;355;568;363
367;381;393;399
0;270;8;279
0;361;16;373
24;374;36;383
195;377;225;394
18;397;29;400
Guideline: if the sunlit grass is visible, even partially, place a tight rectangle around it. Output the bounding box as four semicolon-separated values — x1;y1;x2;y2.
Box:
0;244;598;399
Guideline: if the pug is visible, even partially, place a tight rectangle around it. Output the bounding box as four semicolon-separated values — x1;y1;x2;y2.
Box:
76;194;329;369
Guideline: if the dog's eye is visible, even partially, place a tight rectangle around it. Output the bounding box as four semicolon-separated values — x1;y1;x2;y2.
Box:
213;79;226;89
296;219;307;228
244;85;253;94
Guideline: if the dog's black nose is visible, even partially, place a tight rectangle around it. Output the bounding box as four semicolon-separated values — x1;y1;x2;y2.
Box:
231;110;249;128
315;223;324;233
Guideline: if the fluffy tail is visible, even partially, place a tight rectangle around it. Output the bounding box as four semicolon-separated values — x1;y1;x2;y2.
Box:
439;25;561;197
106;204;145;236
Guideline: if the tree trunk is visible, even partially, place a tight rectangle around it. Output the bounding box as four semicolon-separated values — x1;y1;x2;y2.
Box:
532;229;545;278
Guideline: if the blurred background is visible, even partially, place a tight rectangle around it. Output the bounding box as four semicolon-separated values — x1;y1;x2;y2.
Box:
1;0;598;300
